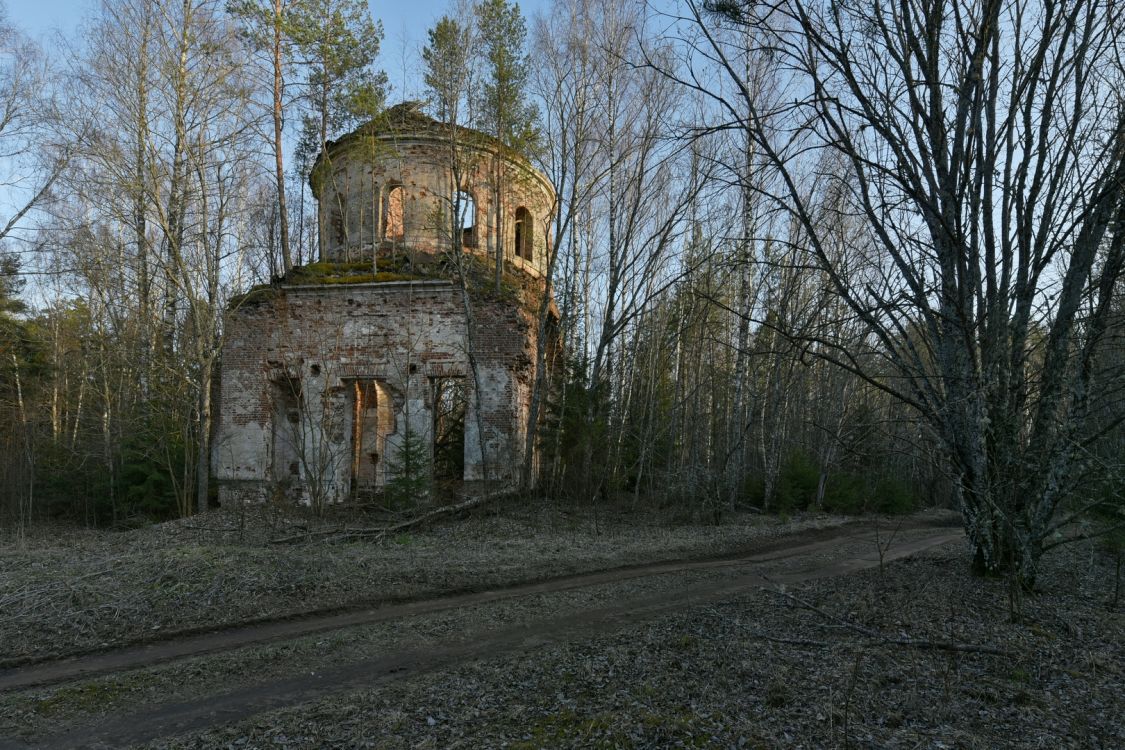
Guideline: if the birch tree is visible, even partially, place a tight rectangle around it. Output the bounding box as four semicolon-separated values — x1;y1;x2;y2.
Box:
522;0;614;489
44;0;259;520
0;2;65;248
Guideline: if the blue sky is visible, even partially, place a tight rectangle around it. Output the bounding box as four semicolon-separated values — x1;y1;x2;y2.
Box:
10;0;548;99
2;0;552;256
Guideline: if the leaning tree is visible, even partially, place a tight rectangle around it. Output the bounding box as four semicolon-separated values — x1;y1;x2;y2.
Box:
666;0;1125;584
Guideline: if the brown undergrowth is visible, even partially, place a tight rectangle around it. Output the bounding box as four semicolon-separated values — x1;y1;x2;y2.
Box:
155;536;1123;749
0;502;851;665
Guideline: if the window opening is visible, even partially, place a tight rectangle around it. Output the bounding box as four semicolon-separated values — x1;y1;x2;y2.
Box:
329;191;346;253
456;190;476;247
514;206;533;261
431;377;468;486
270;377;302;484
351;380;396;494
383;185;405;243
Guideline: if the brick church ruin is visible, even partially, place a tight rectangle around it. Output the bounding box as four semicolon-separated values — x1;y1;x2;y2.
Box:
212;103;557;506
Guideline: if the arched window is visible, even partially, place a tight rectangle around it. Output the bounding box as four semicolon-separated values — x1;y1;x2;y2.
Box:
456;190;476;247
514;206;532;261
383;185;405;243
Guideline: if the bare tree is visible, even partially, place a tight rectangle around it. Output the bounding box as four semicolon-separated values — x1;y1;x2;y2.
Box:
229;0;298;274
0;2;66;246
665;0;1125;583
522;0;618;489
0;3;65;527
269;359;351;513
41;0;259;520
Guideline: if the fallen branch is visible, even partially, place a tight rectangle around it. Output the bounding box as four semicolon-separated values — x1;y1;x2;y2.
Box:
270;487;516;545
765;587;1014;657
172;524;240;533
748;630;832;648
269;526;343;544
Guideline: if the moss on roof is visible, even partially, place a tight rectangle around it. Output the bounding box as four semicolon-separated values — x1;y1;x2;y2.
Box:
310;101;536;195
226;258;434;310
348;101;496;145
226;254;549;319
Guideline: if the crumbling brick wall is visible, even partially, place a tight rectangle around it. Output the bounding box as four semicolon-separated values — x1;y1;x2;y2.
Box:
213;280;541;507
311;104;556;278
214;104;556;508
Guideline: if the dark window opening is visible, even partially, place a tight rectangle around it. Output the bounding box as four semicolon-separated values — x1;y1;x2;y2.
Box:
431;377;468;486
329;191;346;251
514;206;533;261
270;377;302;485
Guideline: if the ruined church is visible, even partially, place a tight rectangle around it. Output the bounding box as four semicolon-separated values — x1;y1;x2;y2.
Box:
212;103;556;506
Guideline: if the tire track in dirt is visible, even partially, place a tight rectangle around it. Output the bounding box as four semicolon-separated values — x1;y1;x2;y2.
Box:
1;525;962;750
0;518;955;692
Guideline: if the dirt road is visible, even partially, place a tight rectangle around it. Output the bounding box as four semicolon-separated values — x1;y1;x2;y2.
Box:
0;520;962;749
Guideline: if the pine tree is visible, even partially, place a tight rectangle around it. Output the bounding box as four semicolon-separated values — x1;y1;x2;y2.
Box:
473;0;538;292
474;0;536;150
288;0;387;167
0;253;24;317
422;16;472;125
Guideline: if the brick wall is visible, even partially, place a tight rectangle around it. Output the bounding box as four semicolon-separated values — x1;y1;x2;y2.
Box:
214;280;541;507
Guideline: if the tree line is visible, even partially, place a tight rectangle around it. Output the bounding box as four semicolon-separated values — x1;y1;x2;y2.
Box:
1;0;1123;586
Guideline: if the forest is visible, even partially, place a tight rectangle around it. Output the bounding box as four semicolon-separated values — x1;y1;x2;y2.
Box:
1;0;1124;590
1;1;1124;747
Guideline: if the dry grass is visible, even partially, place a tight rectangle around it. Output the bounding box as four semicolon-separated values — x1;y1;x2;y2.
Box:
152;537;1124;750
0;501;849;664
